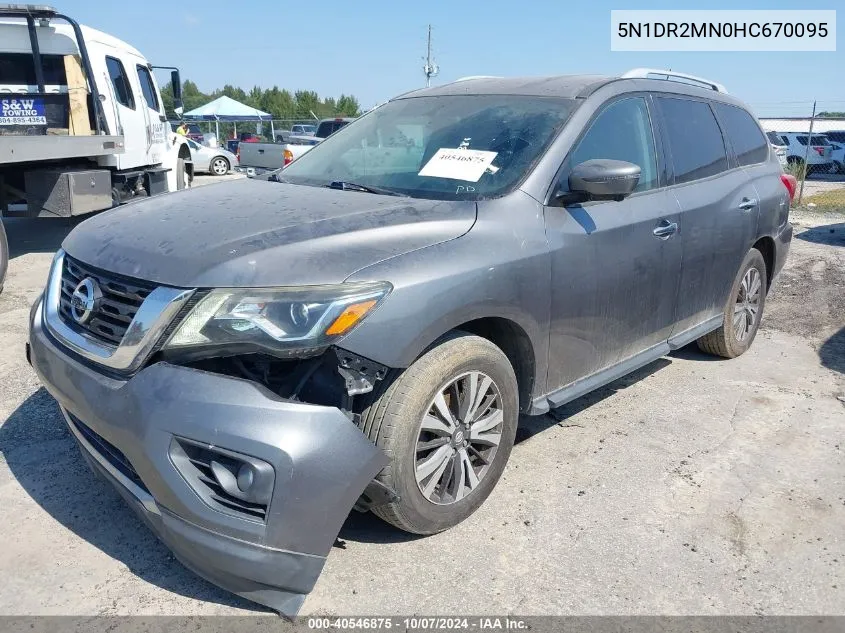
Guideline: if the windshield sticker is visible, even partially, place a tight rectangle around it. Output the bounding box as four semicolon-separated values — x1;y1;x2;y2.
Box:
418;148;498;182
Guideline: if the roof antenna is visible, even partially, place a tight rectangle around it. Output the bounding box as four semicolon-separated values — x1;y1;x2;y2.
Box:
423;24;439;88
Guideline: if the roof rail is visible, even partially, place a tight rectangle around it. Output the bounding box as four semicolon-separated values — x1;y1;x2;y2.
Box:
621;68;727;94
454;75;500;82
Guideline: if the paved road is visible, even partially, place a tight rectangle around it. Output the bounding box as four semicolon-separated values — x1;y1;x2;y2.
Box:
0;184;842;616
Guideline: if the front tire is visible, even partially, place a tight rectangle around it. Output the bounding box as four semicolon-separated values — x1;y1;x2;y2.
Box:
697;248;767;359
210;157;230;175
358;333;518;534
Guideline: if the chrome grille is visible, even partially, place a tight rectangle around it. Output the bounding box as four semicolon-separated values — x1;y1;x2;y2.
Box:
58;256;155;345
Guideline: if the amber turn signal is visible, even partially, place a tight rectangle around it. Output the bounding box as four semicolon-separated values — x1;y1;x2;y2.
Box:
325;300;378;336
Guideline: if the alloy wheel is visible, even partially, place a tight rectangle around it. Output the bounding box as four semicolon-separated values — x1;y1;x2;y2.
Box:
733;267;762;342
415;371;504;505
211;158;228;175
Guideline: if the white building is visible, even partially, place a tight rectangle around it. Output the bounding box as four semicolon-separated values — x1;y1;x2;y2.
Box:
760;117;845;134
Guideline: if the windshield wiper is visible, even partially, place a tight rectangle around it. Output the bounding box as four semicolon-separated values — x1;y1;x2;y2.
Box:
326;181;406;197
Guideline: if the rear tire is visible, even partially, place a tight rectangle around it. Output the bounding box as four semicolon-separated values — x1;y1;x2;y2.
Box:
358;333;519;535
696;248;767;359
0;219;7;295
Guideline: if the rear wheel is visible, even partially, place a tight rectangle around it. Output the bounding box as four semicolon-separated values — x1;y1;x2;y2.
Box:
0;219;7;294
358;333;519;534
697;248;767;359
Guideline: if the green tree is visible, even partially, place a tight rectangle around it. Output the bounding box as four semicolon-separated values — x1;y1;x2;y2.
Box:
336;94;361;117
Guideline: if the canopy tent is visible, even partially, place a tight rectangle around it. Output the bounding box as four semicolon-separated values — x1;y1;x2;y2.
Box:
182;95;274;140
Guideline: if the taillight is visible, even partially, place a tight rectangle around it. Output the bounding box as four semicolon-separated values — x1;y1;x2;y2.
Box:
283;149;294;166
813;146;825;156
780;173;797;202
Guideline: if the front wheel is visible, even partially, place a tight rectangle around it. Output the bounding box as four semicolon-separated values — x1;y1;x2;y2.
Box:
358;333;519;534
697;248;767;358
210;157;230;176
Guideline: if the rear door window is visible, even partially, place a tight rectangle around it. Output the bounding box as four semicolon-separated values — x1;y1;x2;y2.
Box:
714;103;769;166
106;57;134;109
796;135;830;146
656;96;728;184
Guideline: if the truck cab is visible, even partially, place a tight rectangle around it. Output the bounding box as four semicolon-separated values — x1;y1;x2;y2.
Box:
0;4;192;291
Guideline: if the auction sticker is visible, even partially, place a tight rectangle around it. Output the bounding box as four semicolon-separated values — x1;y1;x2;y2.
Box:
419;148;498;182
0;97;47;125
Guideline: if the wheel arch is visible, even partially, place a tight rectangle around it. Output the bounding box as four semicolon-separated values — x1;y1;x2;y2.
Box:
444;317;536;414
752;235;775;292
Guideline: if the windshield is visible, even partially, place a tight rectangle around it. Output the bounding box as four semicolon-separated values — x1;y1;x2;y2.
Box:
280;95;577;200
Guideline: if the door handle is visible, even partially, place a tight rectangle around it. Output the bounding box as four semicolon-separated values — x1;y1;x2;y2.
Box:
738;198;758;211
653;220;678;239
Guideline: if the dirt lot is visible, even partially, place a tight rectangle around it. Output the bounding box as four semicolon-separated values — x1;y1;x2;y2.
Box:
0;176;843;616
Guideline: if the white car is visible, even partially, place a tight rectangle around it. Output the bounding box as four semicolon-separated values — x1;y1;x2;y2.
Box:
823;130;845;173
777;132;833;172
765;131;788;166
185;138;239;175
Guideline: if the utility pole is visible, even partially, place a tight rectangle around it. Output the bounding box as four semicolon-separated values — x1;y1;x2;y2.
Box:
797;100;816;205
423;24;439;88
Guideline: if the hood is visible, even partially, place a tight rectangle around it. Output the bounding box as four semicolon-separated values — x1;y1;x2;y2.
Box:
62;179;476;288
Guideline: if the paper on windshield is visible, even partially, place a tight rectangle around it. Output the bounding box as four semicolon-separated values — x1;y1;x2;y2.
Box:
418;148;498;182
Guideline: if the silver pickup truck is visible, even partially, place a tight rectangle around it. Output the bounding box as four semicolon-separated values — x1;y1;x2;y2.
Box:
238;118;354;175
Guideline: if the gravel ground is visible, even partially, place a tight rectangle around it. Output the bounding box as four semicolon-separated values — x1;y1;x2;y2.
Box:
0;181;843;616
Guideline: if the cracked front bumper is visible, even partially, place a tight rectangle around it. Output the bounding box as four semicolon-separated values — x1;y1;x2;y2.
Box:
28;299;388;615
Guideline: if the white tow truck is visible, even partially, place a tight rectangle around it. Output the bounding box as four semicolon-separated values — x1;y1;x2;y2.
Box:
0;4;193;292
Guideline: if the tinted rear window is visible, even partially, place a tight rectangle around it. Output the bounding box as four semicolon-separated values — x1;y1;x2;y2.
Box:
0;53;67;86
657;97;728;184
766;131;783;145
315;120;349;137
826;131;845;144
714;103;768;166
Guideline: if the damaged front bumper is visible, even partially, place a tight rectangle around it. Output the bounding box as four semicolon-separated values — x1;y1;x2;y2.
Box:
28;299;389;615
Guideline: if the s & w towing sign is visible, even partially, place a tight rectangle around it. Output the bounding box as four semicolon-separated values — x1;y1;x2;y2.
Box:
0;98;47;125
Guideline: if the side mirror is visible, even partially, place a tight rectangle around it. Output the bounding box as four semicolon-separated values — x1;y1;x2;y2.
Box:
567;159;641;201
171;70;183;110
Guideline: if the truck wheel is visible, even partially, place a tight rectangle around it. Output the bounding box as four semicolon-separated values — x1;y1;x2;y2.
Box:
358;333;518;534
210;157;230;176
0;219;8;295
176;157;187;190
696;248;767;359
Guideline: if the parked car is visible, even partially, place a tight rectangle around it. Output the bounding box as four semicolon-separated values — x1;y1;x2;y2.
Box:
314;117;354;138
823;130;845;173
238;118;357;175
27;69;794;616
185;137;238;175
291;124;316;136
169;121;204;143
778;132;833;173
766;131;788;166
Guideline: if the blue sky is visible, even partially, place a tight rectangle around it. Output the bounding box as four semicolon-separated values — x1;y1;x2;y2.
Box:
59;0;842;117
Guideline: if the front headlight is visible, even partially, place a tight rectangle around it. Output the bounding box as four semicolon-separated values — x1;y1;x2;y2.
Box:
165;282;391;354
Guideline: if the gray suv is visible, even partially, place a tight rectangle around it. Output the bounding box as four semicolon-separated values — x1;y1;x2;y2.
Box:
27;69;794;614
